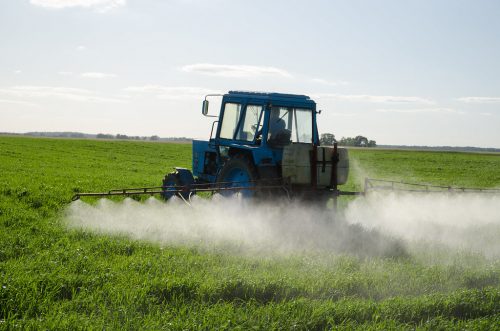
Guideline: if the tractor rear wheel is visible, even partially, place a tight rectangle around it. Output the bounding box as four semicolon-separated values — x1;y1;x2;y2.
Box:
216;154;259;197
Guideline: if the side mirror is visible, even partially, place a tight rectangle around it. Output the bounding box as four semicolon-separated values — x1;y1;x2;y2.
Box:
202;100;209;116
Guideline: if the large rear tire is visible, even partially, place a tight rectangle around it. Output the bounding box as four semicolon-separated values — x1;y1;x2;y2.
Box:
216;155;259;197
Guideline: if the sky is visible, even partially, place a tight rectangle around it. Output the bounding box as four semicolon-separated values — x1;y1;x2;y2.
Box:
1;0;499;147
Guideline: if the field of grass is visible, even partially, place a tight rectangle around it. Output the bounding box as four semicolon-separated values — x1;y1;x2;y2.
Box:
346;148;500;190
1;136;499;330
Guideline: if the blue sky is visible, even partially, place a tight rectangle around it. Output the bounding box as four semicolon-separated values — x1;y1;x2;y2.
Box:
1;0;499;147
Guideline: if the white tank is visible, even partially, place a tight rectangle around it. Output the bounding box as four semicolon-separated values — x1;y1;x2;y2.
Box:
282;144;349;187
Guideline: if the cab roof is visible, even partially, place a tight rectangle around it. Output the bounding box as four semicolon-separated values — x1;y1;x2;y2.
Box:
226;91;315;107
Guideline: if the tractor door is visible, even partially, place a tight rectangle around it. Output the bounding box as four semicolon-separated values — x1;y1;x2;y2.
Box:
267;106;314;148
215;101;267;163
217;102;265;145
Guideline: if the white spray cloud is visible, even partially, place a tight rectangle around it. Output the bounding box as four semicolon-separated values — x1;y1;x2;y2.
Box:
65;196;406;257
65;192;500;259
345;192;500;258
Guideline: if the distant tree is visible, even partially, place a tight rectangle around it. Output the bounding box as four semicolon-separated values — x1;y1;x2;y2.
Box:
320;133;336;145
339;135;376;147
116;134;129;140
339;137;355;146
354;135;368;147
97;133;114;139
69;133;86;138
150;135;160;141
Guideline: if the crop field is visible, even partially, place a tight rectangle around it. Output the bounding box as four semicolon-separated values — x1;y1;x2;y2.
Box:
1;136;499;330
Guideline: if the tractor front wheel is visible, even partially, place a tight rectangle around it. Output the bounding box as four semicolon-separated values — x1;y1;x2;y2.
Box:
162;169;194;200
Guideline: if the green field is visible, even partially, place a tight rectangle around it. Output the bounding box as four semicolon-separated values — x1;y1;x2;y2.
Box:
1;136;499;330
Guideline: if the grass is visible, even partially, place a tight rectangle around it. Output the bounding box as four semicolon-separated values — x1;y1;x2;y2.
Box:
1;136;499;330
345;148;500;191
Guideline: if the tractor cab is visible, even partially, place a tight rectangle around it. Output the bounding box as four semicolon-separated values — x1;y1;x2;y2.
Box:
193;91;320;184
212;91;319;148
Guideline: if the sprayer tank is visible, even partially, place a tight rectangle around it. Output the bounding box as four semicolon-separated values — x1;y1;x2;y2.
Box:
282;144;349;187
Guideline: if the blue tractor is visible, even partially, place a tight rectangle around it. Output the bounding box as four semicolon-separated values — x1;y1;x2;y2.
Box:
72;91;350;203
161;91;350;201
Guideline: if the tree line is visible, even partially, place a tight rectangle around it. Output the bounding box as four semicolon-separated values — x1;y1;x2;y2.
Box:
102;134;192;142
320;133;376;147
96;133;160;141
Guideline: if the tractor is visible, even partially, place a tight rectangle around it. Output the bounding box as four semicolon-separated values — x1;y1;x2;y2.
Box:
162;91;349;202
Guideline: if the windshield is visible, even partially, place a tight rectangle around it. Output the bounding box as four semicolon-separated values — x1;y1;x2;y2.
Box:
236;105;263;141
268;107;313;143
219;103;263;142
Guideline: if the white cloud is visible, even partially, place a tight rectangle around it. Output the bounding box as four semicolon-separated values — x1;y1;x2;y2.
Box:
14;70;22;75
30;0;126;12
80;72;116;79
326;112;358;117
313;93;434;104
375;108;463;114
58;71;74;76
181;63;293;78
0;99;39;108
124;85;221;100
310;78;349;86
457;97;500;103
76;45;87;51
0;86;124;103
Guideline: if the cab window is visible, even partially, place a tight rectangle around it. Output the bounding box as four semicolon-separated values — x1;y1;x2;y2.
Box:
268;107;313;143
219;103;241;139
236;105;263;142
